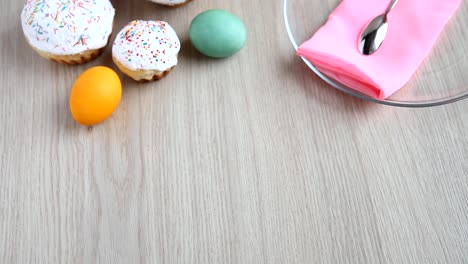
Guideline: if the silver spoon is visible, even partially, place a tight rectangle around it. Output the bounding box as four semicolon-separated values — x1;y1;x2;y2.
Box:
358;0;399;55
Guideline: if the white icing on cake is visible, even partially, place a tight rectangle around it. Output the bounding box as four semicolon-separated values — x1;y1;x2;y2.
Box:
21;0;115;55
112;20;181;72
149;0;189;5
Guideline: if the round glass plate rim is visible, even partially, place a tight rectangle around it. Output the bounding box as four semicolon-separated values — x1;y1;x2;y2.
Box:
283;0;468;108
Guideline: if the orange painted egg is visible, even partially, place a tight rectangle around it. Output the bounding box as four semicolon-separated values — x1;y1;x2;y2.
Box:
70;66;122;126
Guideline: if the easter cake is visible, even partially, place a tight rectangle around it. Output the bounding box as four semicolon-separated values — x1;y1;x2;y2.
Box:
20;0;115;64
112;20;181;82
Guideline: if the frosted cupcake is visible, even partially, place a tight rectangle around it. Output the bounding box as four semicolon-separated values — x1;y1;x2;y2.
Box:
20;0;115;64
112;20;181;82
148;0;193;7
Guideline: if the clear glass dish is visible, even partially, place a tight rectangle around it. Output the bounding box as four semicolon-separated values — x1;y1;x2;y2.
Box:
284;0;468;107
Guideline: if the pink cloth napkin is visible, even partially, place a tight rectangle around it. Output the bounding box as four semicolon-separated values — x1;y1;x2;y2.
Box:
296;0;462;99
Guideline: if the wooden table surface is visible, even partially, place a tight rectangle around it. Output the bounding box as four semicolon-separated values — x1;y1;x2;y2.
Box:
1;0;468;263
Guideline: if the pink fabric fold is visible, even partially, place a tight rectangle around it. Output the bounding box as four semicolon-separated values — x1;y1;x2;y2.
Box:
296;0;462;99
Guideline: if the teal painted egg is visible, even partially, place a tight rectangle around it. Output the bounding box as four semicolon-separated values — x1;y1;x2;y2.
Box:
189;9;247;58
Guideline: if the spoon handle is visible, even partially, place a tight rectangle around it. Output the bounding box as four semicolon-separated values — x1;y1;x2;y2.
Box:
385;0;399;14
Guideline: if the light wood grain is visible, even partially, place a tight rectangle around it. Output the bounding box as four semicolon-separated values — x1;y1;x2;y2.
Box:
1;0;468;263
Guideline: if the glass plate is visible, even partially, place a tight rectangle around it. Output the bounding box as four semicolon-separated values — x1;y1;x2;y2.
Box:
284;0;468;107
